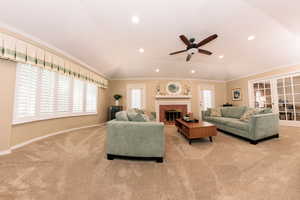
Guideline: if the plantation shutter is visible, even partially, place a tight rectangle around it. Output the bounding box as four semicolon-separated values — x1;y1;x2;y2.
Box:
131;89;142;109
86;83;98;113
57;74;71;113
14;64;38;120
39;69;56;114
73;79;84;113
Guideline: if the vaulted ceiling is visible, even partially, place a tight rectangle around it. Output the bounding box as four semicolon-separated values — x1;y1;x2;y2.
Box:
1;0;300;80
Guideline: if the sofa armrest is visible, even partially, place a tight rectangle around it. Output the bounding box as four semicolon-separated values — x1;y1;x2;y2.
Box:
249;113;279;140
201;110;210;120
107;120;165;157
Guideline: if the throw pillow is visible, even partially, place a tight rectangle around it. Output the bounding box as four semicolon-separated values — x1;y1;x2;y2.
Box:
132;113;150;122
115;111;129;121
210;108;221;117
127;110;138;121
240;108;257;121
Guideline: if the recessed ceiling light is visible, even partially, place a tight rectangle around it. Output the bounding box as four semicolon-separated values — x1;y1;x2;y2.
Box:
138;48;144;53
131;16;140;24
191;70;195;74
248;35;255;41
155;68;160;72
219;55;224;59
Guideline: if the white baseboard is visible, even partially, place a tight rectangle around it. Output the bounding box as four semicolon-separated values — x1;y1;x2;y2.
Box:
1;123;105;155
0;149;12;156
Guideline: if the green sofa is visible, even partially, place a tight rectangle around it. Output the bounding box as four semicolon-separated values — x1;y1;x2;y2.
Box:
107;111;164;162
202;106;279;144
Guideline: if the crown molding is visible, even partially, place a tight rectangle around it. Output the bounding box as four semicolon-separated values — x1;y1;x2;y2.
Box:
0;21;110;80
226;62;300;82
110;77;226;83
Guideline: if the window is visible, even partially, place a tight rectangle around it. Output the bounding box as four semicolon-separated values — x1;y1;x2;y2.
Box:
202;90;212;110
127;84;145;109
40;69;55;114
57;74;71;113
14;64;38;119
131;89;142;109
86;83;98;113
73;79;84;113
14;63;98;124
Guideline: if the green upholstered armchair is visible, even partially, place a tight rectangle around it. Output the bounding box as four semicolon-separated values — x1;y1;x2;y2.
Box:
107;120;165;162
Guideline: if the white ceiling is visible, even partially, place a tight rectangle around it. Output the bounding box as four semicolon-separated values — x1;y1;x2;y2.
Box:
1;0;300;80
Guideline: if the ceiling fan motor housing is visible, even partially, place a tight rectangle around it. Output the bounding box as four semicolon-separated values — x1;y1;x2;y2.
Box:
187;48;198;55
189;38;195;43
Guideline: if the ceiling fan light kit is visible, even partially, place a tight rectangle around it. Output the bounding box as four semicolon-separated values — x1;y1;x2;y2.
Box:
169;34;218;62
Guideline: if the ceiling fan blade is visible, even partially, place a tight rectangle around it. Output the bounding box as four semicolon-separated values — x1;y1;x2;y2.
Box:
198;49;212;55
179;35;191;46
169;50;187;55
186;54;192;62
196;34;218;48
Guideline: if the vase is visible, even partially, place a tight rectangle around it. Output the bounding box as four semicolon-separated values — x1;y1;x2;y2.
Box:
115;100;119;106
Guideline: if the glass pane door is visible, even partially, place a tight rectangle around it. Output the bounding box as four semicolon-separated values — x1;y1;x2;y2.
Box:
252;80;273;109
276;75;300;122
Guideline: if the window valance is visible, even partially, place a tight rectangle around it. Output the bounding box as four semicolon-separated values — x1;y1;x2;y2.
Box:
0;32;108;88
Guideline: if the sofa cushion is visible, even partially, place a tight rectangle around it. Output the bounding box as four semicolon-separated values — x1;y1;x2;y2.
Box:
206;117;233;125
115;111;129;121
225;118;249;131
210;108;222;117
221;106;246;119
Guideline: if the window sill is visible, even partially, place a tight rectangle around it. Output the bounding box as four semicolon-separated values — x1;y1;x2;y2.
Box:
12;112;98;125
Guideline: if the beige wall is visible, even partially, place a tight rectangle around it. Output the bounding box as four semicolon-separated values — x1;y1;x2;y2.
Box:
0;59;108;150
226;64;300;106
109;79;227;117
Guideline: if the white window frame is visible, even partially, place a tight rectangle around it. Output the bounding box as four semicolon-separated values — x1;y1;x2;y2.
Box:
198;84;215;120
13;63;98;125
126;84;146;109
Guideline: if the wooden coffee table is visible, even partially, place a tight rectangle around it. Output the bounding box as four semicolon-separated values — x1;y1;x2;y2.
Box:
175;119;217;144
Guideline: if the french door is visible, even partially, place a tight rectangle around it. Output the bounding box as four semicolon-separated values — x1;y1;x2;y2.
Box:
274;75;300;126
249;73;300;126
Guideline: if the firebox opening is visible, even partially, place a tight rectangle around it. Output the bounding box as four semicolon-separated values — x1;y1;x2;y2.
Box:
165;110;181;123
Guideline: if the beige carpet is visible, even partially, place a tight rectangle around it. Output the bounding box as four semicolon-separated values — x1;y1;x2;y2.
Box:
0;125;300;200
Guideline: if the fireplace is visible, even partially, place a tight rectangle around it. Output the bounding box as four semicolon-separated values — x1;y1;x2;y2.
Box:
165;110;181;123
155;100;192;125
159;105;188;124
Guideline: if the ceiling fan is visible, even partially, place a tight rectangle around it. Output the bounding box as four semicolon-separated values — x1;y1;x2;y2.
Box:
169;34;218;62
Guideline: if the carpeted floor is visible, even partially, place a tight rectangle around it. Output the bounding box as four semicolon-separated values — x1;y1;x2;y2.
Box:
0;125;300;200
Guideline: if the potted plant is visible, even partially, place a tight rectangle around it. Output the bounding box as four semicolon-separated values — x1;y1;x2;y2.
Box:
113;94;122;106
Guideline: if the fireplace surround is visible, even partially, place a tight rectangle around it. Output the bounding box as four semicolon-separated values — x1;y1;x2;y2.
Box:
155;100;192;124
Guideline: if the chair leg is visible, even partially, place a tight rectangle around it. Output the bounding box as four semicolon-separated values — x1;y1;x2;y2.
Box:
156;157;163;163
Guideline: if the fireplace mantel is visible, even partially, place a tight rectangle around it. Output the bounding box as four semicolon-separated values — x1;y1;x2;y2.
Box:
155;95;192;99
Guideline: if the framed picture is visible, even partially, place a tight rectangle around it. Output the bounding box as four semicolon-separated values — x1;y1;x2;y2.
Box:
232;88;242;101
166;82;182;95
